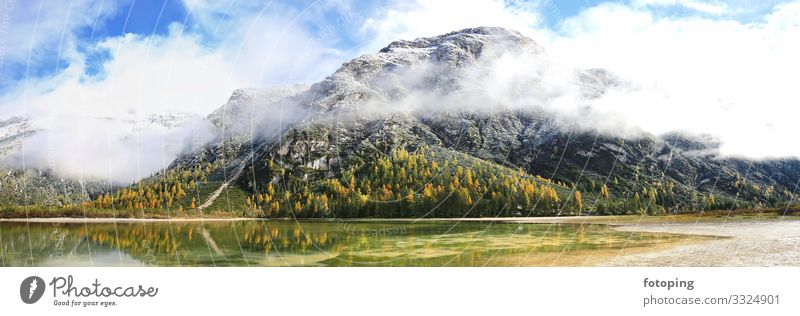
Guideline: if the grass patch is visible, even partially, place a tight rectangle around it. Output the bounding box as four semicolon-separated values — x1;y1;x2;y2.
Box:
0;205;239;219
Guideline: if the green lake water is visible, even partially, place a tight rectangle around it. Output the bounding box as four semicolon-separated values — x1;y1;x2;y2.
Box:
0;220;702;267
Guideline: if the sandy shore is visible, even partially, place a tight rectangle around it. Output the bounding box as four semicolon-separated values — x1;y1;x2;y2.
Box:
600;219;800;266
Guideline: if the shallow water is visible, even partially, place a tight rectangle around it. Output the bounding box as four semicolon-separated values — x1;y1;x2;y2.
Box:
606;220;800;266
0;220;704;267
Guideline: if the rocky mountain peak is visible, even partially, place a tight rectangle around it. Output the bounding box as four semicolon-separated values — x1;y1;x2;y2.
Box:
207;85;308;132
341;26;541;80
307;27;545;112
378;26;541;58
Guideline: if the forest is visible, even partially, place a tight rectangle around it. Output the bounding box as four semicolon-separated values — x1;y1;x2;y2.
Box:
64;145;790;219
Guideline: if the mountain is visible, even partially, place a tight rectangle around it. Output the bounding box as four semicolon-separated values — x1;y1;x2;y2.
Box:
23;27;800;217
0;113;200;207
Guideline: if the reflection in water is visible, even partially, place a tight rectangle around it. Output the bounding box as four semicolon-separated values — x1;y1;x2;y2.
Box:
0;220;702;267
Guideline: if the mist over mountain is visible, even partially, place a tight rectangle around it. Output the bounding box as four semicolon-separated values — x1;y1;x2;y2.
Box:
2;27;798;213
146;27;798;215
0;112;213;205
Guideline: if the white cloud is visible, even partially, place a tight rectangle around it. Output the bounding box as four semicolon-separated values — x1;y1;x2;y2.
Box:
2;26;248;118
548;2;800;158
0;0;348;182
0;0;122;84
3;114;215;184
357;0;800;159
633;0;729;15
182;0;350;86
359;0;547;52
0;26;232;183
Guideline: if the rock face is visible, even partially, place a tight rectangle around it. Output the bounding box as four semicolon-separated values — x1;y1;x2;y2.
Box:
153;26;800;212
298;27;545;112
13;26;796;211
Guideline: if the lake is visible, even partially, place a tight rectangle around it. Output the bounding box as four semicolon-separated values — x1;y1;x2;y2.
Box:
0;219;705;267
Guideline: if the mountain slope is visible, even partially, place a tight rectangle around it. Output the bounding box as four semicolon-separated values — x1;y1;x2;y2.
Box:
87;27;800;217
0;113;203;207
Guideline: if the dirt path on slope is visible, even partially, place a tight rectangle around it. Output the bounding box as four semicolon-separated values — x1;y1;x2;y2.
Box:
198;153;253;210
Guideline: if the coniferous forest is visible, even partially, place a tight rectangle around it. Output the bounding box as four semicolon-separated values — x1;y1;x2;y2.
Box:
55;144;793;219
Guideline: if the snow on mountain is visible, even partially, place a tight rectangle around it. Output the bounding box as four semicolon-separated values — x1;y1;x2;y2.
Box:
0;117;36;157
163;26;799;215
207;85;308;141
0;112;201;159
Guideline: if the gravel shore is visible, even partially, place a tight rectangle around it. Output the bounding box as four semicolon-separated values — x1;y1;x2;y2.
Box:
603;220;800;266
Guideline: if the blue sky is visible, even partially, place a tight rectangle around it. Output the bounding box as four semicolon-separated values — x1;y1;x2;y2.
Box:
3;0;792;94
0;0;783;93
2;0;576;85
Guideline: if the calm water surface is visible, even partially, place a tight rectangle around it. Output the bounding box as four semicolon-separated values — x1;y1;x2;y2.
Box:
0;220;703;266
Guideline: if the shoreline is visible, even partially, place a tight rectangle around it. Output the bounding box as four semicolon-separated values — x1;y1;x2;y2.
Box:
0;217;262;223
0;215;697;224
1;214;794;225
0;215;613;224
